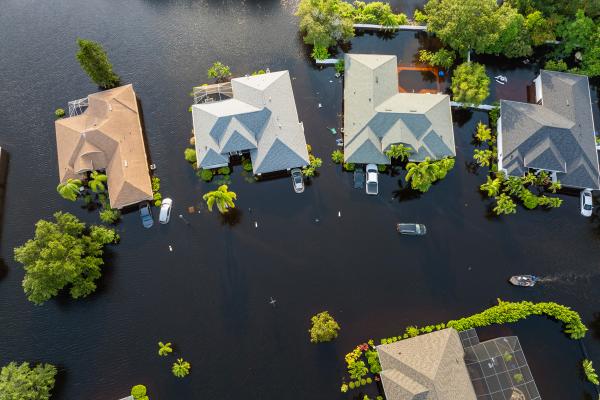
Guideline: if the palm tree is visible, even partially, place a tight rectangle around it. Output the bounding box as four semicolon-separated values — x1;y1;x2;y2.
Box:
406;158;439;192
493;193;517;215
548;180;562;193
522;172;536;185
172;358;191;378
434;157;455;179
480;176;501;197
473;149;493;167
57;178;82;201
203;185;237;214
158;341;173;356
385;144;413;161
474;122;492;142
88;171;107;193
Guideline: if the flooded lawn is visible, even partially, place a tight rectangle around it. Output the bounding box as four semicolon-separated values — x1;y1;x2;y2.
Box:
0;1;599;400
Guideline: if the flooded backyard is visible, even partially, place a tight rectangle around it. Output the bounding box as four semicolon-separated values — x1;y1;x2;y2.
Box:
1;1;600;399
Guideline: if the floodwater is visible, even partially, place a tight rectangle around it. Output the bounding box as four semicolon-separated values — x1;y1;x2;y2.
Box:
0;1;599;399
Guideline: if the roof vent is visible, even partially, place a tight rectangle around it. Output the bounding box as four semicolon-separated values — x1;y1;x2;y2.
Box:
375;77;379;84
566;99;570;106
368;98;371;102
124;160;128;167
409;109;417;112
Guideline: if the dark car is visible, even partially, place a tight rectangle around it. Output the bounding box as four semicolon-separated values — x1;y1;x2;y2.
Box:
139;202;154;228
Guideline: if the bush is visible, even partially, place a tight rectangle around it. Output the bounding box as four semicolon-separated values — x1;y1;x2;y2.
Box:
217;166;231;175
311;45;330;61
309;311;340;343
0;362;57;400
151;176;160;192
99;207;121;224
544;59;569;72
331;150;344;164
352;1;408;26
335;59;345;74
184;148;197;164
241;158;253;172
295;0;355;48
131;384;149;400
343;162;355;171
198;168;214;182
207;61;231;82
54;108;65;119
418;49;455;69
377;164;387;172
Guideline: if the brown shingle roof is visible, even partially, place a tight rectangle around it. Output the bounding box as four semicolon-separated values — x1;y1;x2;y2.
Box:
55;84;152;209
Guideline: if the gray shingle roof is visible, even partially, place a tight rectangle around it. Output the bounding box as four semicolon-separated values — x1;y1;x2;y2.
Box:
192;71;309;174
376;329;477;400
343;54;456;164
499;70;599;189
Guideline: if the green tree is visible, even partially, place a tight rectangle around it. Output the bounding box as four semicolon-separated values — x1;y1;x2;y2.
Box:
76;38;120;89
503;176;524;196
583;359;599;385
433;157;455;180
423;0;500;57
99;207;121;224
295;0;355;48
557;10;595;55
331;149;344;164
131;384;149;400
158;341;173;356
494;193;517;215
451;62;490;107
525;11;555;45
172;359;191;378
13;212;119;305
480;175;503;197
303;155;323;177
311;45;330;61
406;158;440;192
309;311;340;343
207;61;232;82
203;185;237;214
475;122;492;142
184;148;197;164
473;149;494;167
491;5;532;58
57;178;82;201
335;59;345;74
88;171;107;193
418;49;456;69
385;144;413;161
0;362;57;400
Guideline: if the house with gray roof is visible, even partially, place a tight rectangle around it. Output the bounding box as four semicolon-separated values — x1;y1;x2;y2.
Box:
377;328;541;400
343;54;456;165
498;70;599;190
192;70;309;175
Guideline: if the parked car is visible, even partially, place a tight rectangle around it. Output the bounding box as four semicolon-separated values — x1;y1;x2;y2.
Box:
139;202;154;228
581;189;593;217
396;223;427;236
159;198;173;224
365;163;378;195
291;168;304;193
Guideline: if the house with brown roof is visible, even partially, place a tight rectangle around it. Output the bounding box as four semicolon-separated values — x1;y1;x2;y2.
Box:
55;84;153;209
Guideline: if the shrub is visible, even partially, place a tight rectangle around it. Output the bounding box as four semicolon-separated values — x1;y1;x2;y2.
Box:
340;383;349;392
131;384;149;400
366;377;372;384
360;378;367;385
343;162;355;171
172;358;191;378
348;381;355;389
242;158;253;172
0;362;57;400
544;59;569;72
184;148;197;164
76;38;120;88
158;341;173;356
331;149;344;164
335;59;345;74
295;0;355;48
377;164;387;172
198;168;214;182
583;359;599;385
151;176;160;192
207;61;231;82
309;311;340;343
311;45;330;61
217;166;231;175
418;49;455;69
54;108;65;119
99;207;121;224
352;1;407;26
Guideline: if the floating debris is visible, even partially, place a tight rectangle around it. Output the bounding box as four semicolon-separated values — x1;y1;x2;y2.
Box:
336;138;344;147
329;127;337;135
169;245;173;252
187;206;195;213
494;75;507;85
329;80;333;83
318;103;322;108
338;211;341;218
315;218;320;223
269;297;277;307
254;221;258;228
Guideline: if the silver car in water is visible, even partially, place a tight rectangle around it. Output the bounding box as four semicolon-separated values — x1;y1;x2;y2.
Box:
396;223;427;236
291;168;304;193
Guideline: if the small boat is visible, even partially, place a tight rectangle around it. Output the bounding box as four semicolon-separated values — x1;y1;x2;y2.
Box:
509;275;538;287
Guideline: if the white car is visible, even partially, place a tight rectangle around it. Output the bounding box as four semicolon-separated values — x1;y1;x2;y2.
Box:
159;198;173;224
580;189;593;217
365;164;378;195
291;168;304;193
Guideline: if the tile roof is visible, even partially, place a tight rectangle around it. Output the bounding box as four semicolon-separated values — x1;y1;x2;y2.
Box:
55;84;153;209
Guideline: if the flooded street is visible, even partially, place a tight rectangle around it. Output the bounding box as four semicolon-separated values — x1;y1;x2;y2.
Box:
0;1;599;399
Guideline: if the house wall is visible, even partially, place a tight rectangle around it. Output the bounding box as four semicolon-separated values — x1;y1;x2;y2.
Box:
497;117;505;173
534;75;543;104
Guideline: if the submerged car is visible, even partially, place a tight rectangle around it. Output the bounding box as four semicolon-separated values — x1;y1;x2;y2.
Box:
365;163;378;195
581;189;593;217
291;168;304;193
159;197;173;224
396;223;426;236
139;202;154;228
